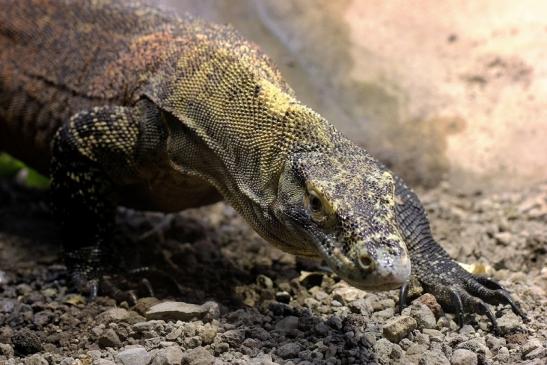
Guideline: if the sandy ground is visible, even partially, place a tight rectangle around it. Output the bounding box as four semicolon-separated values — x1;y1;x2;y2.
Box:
1;1;547;364
0;178;546;364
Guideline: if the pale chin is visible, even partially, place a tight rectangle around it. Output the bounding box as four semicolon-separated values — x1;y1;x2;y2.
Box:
342;277;404;291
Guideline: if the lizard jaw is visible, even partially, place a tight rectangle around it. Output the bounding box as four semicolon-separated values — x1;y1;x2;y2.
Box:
316;236;411;291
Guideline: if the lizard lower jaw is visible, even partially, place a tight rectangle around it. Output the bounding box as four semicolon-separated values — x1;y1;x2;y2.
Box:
326;245;411;291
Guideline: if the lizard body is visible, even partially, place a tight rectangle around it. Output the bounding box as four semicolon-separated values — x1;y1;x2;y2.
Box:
0;0;525;331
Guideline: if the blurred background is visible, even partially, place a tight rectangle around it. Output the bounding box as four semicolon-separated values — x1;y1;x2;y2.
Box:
157;0;547;192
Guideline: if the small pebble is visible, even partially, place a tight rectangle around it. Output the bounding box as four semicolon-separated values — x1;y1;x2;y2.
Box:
117;346;152;365
382;315;417;343
450;348;478;365
151;346;183;365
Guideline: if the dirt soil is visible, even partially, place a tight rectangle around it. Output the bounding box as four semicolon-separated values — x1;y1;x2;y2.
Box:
0;177;545;365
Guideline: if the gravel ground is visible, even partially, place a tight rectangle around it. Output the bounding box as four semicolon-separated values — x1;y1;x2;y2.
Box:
0;177;546;365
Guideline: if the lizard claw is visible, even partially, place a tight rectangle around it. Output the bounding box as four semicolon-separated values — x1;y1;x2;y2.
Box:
398;281;410;313
448;288;464;328
411;257;526;333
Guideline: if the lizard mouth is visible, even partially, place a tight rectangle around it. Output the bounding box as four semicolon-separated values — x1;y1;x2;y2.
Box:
315;236;411;291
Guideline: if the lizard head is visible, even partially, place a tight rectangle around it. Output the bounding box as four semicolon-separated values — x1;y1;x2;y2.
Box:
273;150;411;290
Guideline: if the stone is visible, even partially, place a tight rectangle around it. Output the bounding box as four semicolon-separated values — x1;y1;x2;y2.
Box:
456;338;491;357
180;347;215;365
275;316;299;332
485;334;506;350
134;297;162;316
423;329;444;343
275;291;291;303
276;342;301;359
406;303;437;329
494;232;513;245
417;294;444;318
23;354;48;365
0;343;14;358
98;308;131;323
146;301;209;322
95;361;117;365
117;346;152;365
12;329;42;355
220;329;245;347
298;271;324;289
450;349;478;365
523;347;547;360
522;338;542;356
152;346;183;365
256;274;274;289
382;315;417;343
98;328;122;348
494;346;510;362
196;323;217;344
496;312;521;334
374;338;404;364
331;285;365;303
419;350;450;365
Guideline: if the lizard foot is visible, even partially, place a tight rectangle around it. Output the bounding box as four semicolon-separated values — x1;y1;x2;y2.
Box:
399;259;527;334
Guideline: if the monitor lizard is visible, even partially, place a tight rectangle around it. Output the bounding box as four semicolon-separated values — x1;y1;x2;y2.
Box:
0;0;526;332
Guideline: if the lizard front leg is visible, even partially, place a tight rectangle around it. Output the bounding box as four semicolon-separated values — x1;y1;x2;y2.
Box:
394;176;527;333
50;99;164;298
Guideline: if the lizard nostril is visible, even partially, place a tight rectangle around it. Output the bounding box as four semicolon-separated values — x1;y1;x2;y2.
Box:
359;252;374;272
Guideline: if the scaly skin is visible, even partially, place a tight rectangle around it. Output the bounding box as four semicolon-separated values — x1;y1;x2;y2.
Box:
0;0;525;331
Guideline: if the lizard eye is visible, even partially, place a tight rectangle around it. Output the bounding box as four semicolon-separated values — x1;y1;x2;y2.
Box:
305;188;334;227
309;193;323;213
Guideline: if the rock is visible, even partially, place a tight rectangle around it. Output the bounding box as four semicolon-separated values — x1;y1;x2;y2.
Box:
494;346;510;362
417;294;444;318
485;334;506;350
98;328;122;348
382;315;417;343
95;360;117;365
213;342;229;355
0;343;14;357
496;312;521;334
256;274;274;289
180;347;215;365
248;327;271;341
23;354;48;365
494;232;513;246
456;338;491;357
405;302;437;329
348;298;372;314
298;271;324;289
220;329;245;347
12;329;42;355
276;342;301;359
405;343;428;363
152;346;183;365
275;291;291;303
419;350;450;365
134;297;162;316
522;338;542;356
117;346;152;365
331;285;365;303
275;316;299;332
450;349;478;365
146;301;209;322
423;329;444;343
523;347;547;360
326;315;343;330
374;338;404;364
196;323;217;344
98;308;131;323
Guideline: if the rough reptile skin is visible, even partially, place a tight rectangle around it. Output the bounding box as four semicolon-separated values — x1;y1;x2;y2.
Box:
0;0;526;332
